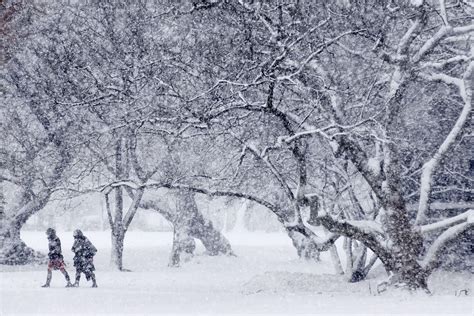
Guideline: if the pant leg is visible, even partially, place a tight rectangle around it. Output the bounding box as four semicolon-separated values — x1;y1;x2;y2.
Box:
44;268;52;285
91;272;97;287
60;267;70;282
75;269;81;284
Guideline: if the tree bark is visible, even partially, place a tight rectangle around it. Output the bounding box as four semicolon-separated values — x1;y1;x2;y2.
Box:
110;226;125;271
309;191;429;289
0;220;46;265
0;194;51;265
381;134;428;289
169;223;196;267
183;191;233;256
286;226;320;261
140;190;234;266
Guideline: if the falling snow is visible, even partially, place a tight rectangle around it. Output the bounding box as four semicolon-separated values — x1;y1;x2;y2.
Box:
1;1;473;315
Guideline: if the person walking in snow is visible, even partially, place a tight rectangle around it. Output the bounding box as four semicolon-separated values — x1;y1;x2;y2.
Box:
71;229;98;287
42;228;73;287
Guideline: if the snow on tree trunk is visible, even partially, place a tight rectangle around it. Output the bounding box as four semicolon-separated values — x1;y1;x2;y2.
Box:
0;180;5;221
286;227;320;261
190;216;233;256
381;142;429;290
110;227;125;271
140;191;234;265
0;221;46;265
169;223;196;267
178;190;233;257
104;137;145;271
109;183;125;270
308;194;429;287
168;190;197;267
348;241;368;282
0;195;51;265
142;189;235;267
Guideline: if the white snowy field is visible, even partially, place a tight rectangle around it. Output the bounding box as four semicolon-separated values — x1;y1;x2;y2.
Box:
0;231;472;315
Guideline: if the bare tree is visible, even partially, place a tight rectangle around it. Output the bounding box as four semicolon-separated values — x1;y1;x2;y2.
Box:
0;3;90;264
270;1;473;290
162;0;472;289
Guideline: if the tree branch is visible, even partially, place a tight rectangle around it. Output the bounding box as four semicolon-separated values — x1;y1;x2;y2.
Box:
419;209;473;234
421;220;473;273
416;61;473;224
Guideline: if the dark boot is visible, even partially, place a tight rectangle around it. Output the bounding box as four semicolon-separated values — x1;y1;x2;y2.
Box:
61;268;73;287
73;272;80;287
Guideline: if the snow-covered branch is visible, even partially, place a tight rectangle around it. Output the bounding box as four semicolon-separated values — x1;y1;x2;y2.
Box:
420;209;474;234
439;0;449;26
279;117;378;145
306;196;391;268
278;29;367;82
139;199;175;223
396;14;425;58
101;179;280;216
230;134;296;203
345;220;384;236
104;192;114;228
123;188;144;230
413;24;474;63
310;233;340;252
421;55;473;70
421;219;473;273
419;72;462;86
416;61;473;224
161;183;280;216
278;125;335;144
316;212;392;268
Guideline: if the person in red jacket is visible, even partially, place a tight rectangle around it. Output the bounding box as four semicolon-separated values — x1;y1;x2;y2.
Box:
41;228;73;288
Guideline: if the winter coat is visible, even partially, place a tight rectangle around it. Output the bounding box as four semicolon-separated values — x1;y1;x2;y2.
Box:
71;236;97;277
47;236;64;260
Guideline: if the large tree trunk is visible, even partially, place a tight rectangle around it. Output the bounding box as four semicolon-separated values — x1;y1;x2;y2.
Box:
106;137;145;271
106;186;144;271
384;210;428;290
382;138;428;289
0;220;46;265
343;238;370;282
0;196;50;265
110;226;125;271
0;180;5;220
107;185;126;270
286;227;320;261
182;191;233;256
168;190;196;267
169;224;196;267
308;194;427;289
140;190;234;266
169;190;233;266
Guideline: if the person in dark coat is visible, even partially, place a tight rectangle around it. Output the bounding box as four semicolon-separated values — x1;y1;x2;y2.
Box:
42;228;73;287
71;229;97;287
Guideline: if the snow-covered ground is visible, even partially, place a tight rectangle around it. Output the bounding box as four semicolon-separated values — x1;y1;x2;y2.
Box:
1;231;472;315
